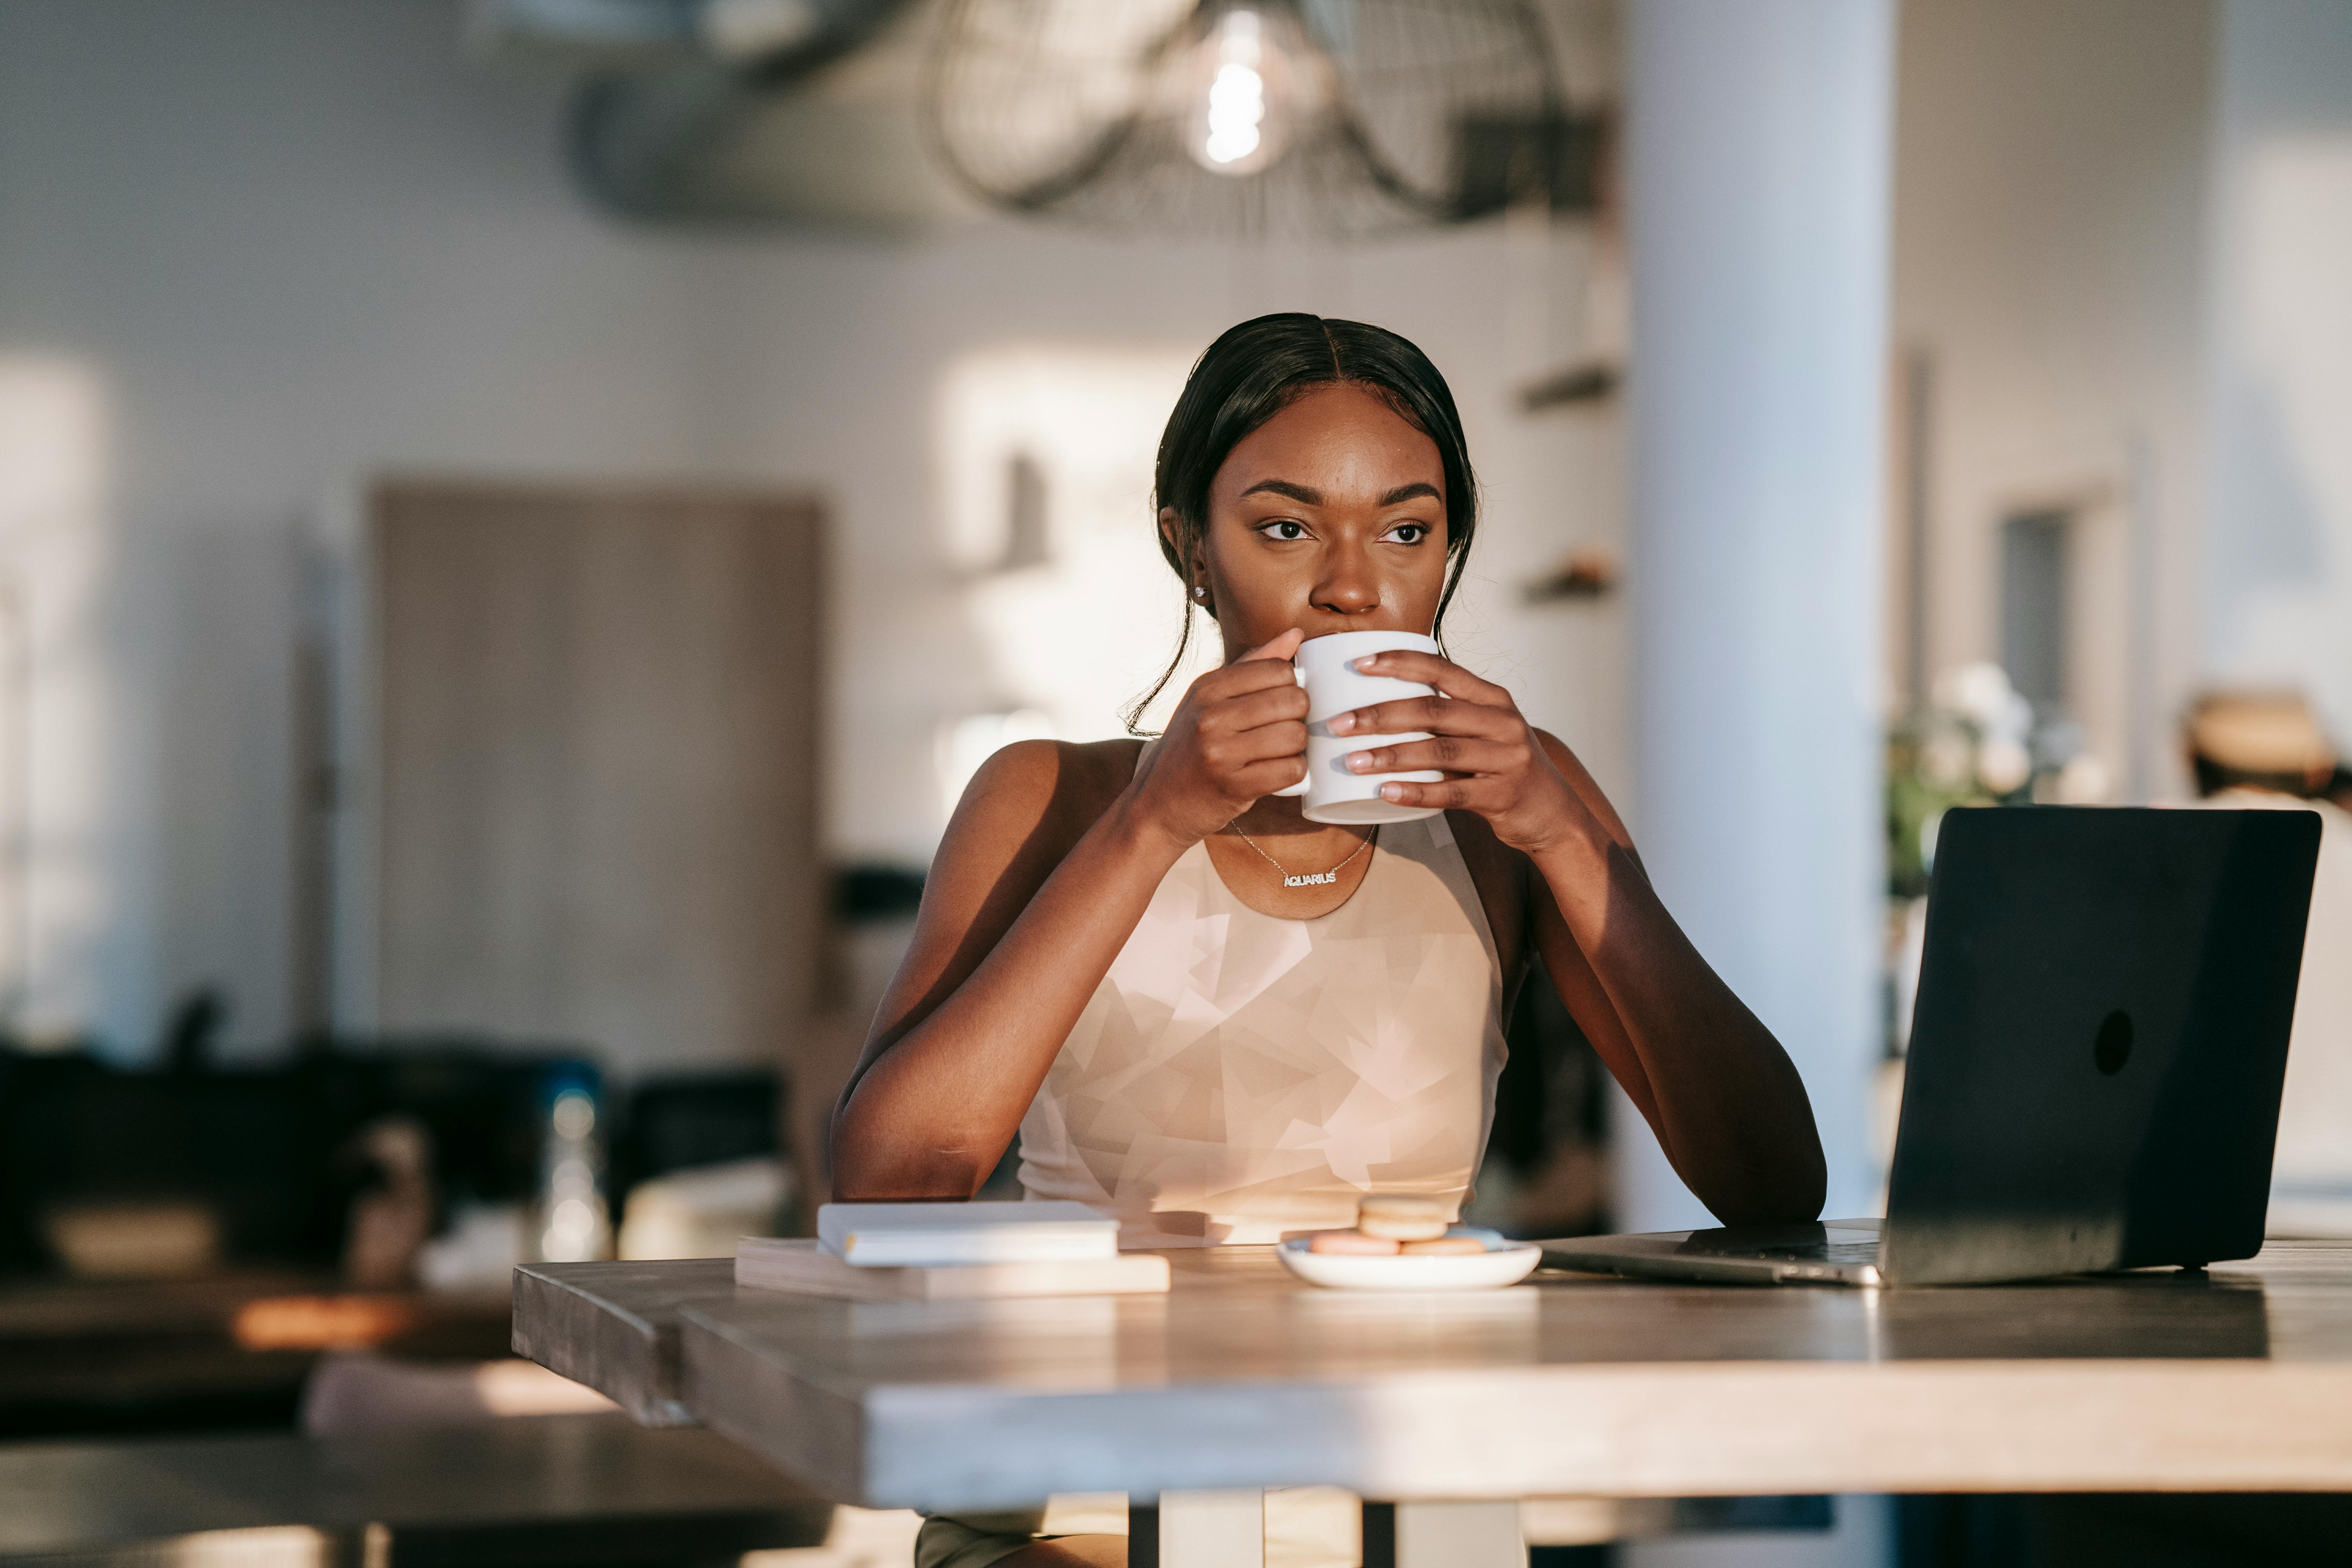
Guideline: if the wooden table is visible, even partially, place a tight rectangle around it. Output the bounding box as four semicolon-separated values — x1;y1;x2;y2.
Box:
513;1240;2352;1566
0;1269;513;1441
0;1412;832;1565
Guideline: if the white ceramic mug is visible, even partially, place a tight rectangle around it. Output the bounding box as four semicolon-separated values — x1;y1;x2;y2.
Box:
1273;630;1445;824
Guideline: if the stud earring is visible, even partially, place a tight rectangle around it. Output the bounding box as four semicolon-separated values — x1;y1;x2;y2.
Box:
1193;586;1208;602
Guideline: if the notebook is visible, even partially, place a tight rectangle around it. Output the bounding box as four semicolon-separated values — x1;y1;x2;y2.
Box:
737;1237;1168;1300
815;1200;1119;1266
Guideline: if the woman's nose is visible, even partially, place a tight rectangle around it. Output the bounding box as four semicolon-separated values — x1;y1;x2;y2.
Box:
1311;550;1382;616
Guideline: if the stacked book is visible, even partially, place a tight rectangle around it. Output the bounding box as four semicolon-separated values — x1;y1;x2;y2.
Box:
737;1201;1170;1300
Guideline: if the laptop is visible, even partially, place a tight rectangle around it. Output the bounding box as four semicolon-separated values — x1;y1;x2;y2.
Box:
1542;806;2321;1287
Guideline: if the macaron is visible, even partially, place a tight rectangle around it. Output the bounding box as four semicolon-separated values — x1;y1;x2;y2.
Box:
1308;1229;1400;1255
1399;1235;1486;1256
1357;1195;1450;1241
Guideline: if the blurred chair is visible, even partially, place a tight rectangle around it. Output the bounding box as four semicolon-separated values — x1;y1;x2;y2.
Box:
0;1036;603;1281
0;1044;350;1278
0;1036;602;1441
2185;691;2352;1235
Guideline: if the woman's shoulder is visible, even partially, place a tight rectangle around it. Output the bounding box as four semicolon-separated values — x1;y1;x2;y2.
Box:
950;737;1144;851
970;736;1143;804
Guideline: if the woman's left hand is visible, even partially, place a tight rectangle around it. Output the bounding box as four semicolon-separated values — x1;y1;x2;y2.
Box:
1327;650;1584;855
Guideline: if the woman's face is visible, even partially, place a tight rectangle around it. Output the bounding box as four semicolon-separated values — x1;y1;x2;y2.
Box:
1179;383;1450;657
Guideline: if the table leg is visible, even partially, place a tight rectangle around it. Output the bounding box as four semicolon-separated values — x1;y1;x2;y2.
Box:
1128;1489;1265;1568
1363;1499;1523;1568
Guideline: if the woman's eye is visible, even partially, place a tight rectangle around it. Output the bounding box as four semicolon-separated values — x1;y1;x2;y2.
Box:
1383;522;1432;544
1258;520;1308;541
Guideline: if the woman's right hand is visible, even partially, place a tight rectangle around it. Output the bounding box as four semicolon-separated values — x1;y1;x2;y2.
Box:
1125;628;1309;846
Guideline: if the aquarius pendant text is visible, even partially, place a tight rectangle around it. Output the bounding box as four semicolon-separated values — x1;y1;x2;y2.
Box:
1228;825;1377;889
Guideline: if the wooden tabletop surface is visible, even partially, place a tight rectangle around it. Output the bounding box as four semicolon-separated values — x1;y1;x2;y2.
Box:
0;1269;514;1442
515;1239;2352;1513
0;1412;831;1562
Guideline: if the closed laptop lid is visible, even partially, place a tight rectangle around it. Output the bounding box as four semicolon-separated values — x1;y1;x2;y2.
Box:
1883;807;2319;1286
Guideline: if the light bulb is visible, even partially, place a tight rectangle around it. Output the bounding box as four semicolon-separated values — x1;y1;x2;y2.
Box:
1179;7;1325;178
1204;56;1267;167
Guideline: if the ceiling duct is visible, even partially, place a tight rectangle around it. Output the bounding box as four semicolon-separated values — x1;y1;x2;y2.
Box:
471;0;879;65
477;0;1599;235
922;0;1593;240
526;0;974;230
467;0;706;65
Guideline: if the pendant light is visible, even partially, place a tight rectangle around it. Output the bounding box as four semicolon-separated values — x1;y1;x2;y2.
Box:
923;0;1567;239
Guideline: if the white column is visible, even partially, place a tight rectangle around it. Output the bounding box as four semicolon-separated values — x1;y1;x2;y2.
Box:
1618;0;1896;1229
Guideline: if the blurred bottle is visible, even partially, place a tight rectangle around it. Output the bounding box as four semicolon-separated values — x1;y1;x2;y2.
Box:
534;1064;611;1263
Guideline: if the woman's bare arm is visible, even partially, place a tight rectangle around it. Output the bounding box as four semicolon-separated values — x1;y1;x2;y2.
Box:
829;740;1182;1200
1326;650;1826;1225
830;635;1313;1201
1523;733;1825;1224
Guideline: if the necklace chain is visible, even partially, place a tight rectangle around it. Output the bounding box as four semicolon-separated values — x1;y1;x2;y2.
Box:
1226;824;1377;888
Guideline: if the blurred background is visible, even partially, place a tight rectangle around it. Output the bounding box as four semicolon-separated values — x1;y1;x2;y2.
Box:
0;0;2346;1564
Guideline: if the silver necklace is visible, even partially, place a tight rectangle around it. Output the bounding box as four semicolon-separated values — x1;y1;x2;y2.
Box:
1226;824;1377;887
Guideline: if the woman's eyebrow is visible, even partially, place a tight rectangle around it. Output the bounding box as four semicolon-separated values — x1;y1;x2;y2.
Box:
1240;478;1321;504
1237;479;1441;506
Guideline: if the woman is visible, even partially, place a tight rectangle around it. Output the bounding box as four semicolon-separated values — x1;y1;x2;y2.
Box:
832;314;1824;1568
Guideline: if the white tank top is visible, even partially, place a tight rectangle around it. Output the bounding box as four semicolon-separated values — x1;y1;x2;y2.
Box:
1016;809;1510;1247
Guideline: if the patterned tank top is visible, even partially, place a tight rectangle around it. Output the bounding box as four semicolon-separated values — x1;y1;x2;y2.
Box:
1015;806;1510;1247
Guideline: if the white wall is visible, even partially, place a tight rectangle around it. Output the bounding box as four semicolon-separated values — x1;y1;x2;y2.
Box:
0;0;744;1054
2206;0;2352;740
1890;0;2214;801
1893;0;2352;784
0;0;1626;1057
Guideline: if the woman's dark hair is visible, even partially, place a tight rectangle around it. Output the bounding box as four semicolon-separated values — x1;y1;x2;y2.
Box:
1125;313;1479;732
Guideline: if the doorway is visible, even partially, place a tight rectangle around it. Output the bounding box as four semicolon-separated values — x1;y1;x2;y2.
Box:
369;479;825;1076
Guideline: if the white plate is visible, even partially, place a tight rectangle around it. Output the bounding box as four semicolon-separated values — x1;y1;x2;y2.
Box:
1276;1231;1543;1292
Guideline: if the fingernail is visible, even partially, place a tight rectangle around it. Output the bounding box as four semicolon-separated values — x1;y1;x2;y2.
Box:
1379;783;1406;802
1351;656;1377;672
1347;751;1374;772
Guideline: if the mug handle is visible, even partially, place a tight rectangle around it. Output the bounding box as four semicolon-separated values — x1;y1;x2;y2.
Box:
1274;661;1310;796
